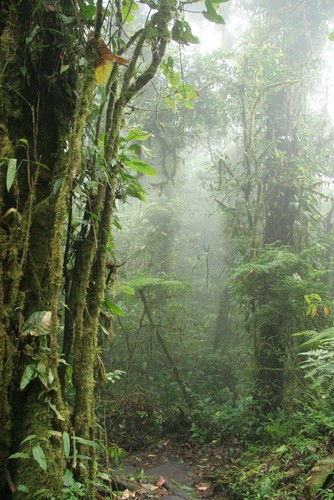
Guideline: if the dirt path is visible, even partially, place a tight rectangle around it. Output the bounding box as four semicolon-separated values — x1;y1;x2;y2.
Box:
113;440;237;499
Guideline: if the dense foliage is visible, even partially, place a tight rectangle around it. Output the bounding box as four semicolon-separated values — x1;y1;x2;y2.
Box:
1;0;334;498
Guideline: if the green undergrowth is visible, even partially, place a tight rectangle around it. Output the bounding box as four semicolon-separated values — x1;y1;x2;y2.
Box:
216;403;334;499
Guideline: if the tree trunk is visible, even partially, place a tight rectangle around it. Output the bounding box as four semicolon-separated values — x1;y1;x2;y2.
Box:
0;0;178;495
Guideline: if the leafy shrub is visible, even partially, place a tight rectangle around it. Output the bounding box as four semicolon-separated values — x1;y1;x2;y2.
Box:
102;387;162;450
189;392;263;442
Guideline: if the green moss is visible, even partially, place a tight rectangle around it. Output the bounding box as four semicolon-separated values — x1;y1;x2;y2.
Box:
12;387;66;498
0;21;22;122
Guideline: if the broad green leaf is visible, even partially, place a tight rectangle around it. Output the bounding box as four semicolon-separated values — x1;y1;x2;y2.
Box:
184;101;195;109
309;293;321;301
113;218;122;230
128;143;142;155
304;294;311;304
202;10;225;24
123;285;135;295
47;401;65;421
80;1;96;20
63;432;71;459
127;183;146;201
122;0;138;23
9;452;30;459
125;127;152;142
172;20;200;45
124;159;158;177
36;362;49;388
6;158;17;192
104;297;124;316
21;310;52;336
63;469;75;487
329;31;334;41
17;485;30;493
161;57;182;89
20;364;37;390
179;83;199;100
306;304;313;316
32;445;47;471
60;64;70;74
18;138;29;146
202;0;225;24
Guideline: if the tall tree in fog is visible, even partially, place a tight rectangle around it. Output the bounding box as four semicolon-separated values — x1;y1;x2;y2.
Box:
249;0;334;411
207;0;334;411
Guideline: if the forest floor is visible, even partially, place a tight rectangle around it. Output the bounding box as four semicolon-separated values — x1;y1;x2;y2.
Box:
112;439;242;499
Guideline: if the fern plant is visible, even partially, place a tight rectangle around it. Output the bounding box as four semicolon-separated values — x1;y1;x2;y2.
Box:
295;327;334;392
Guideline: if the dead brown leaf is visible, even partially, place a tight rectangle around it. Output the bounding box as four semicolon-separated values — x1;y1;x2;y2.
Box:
156;475;166;488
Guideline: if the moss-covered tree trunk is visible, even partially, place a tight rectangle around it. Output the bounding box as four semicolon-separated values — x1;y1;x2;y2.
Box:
0;0;181;495
0;1;80;494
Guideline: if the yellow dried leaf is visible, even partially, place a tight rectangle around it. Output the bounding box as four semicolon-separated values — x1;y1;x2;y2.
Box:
95;39;129;85
324;306;330;317
95;60;113;85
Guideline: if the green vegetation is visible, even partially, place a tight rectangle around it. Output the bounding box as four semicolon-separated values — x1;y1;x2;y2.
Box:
1;0;334;498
